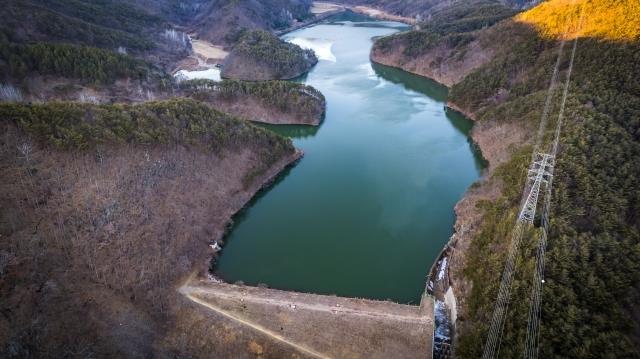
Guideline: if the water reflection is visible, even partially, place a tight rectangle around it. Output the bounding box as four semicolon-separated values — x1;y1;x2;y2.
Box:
372;62;447;102
445;109;488;171
256;123;321;139
372;62;486;170
221;162;299;240
326;11;410;30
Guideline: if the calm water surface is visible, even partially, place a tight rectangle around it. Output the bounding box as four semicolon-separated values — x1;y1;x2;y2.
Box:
215;18;484;304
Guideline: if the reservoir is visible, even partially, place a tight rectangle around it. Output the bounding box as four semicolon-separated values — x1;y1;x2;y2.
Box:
215;16;484;304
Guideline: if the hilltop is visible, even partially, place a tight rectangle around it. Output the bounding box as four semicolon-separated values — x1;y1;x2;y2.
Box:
221;30;318;80
370;0;517;86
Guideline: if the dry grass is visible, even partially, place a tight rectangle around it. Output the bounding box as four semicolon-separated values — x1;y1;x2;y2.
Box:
191;38;229;61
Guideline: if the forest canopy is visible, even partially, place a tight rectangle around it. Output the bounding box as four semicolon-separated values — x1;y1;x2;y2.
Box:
0;42;155;85
517;0;640;41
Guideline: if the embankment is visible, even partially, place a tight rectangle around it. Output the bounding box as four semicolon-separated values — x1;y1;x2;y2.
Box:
179;278;434;358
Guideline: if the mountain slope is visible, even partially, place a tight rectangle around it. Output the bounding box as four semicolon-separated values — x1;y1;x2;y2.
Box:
370;0;640;356
0;99;301;357
370;0;518;86
190;0;313;46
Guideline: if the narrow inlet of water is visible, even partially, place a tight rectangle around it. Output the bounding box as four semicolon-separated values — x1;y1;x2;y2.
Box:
215;17;485;304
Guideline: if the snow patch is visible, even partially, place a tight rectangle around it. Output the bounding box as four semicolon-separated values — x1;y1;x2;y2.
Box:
174;68;221;82
437;257;448;281
286;37;336;62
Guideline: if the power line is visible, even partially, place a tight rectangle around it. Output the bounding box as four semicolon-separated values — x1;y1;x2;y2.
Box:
523;7;585;359
481;32;569;359
483;4;586;357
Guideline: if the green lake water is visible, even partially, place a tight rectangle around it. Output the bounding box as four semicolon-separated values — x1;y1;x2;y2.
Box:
215;18;484;304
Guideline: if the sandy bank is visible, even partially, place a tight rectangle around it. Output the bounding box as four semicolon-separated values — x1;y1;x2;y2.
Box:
311;1;345;14
192;38;228;62
352;5;416;25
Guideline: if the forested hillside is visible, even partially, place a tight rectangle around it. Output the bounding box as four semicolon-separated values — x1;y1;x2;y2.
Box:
0;100;292;156
180;79;326;125
221;30;318;80
370;0;518;86
375;0;640;356
191;0;313;46
0;99;300;357
0;43;159;85
0;0;191;70
0;0;317;73
0;0;323;123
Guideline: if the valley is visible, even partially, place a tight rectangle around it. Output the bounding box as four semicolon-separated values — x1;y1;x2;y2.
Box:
1;0;639;358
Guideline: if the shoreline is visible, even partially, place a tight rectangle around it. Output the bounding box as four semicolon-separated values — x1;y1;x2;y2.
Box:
350;5;416;25
216;148;305;248
210;55;483;308
208;16;480;318
279;3;415;38
370;57;453;87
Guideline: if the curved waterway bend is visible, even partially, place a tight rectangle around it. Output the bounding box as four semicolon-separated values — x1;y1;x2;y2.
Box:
215;19;484;304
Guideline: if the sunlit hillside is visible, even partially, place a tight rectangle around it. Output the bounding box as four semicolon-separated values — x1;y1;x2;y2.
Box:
517;0;640;40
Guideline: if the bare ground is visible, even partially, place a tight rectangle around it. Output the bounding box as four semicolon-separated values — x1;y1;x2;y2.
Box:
178;278;435;359
311;2;345;14
351;5;416;25
191;38;229;62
